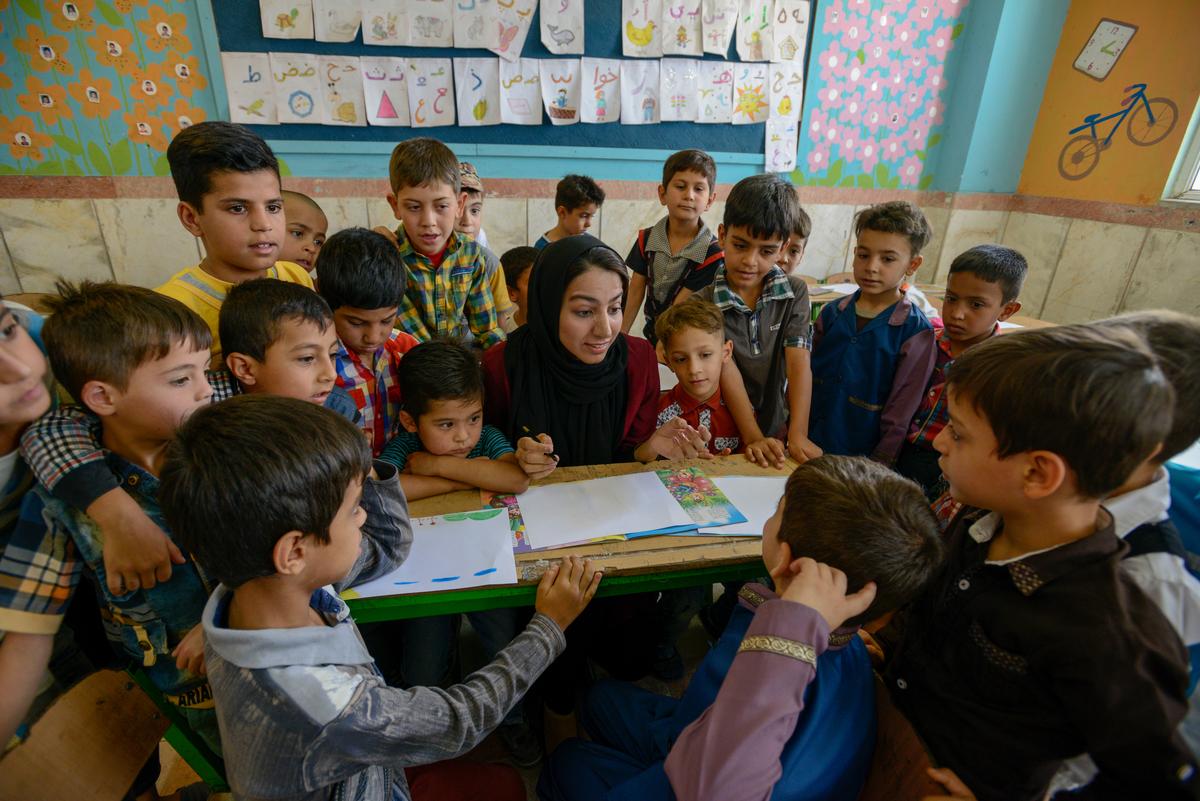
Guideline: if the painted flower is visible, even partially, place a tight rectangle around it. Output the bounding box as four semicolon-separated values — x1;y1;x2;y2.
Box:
838;134;861;165
138;6;190;53
884;101;909;132
822;1;846;33
87;25;137;74
165;53;208;97
14;24;74;75
838;15;869;48
908;116;931;147
807;107;829;145
898;155;923;186
862;100;889;134
68;68;121;118
861;40;895;71
17;75;69;126
859;140;880;173
879;133;907;163
0;50;10;91
837;95;865;128
936;0;966;18
818;48;844;84
925;98;945;127
123;105;168;152
899;87;925;117
927;64;946;93
892;20;917;52
927;24;956;61
46;0;96;32
910;3;938;32
129;62;171;108
113;0;148;10
861;74;885;103
163;98;206;139
820;83;847;113
0;115;54;161
807;142;832;174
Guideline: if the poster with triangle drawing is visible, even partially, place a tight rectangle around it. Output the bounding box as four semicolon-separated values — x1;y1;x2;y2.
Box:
361;56;410;126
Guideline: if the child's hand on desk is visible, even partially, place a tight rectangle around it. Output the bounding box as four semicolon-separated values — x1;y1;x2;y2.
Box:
786;434;822;464
517;434;559;480
745;437;787;469
775;556;876;631
172;624;206;676
536;555;602;631
922;767;976;800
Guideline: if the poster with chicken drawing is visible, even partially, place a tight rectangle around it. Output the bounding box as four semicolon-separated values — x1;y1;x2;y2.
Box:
407;58;455;126
540;0;584;55
623;0;663;58
768;60;802;122
581;57;621;123
490;0;537;62
500;58;543;125
454;57;501;126
360;56;410;126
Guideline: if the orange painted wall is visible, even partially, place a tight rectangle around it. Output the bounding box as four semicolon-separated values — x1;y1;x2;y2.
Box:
1017;0;1200;205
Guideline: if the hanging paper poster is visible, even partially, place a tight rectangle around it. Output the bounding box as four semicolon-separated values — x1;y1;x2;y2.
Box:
490;0;537;62
736;0;772;61
500;58;543;125
768;60;802;121
261;0;315;39
361;0;406;45
661;0;702;57
408;0;453;47
317;55;366;126
622;0;663;58
701;0;737;56
454;57;501;126
223;52;278;125
765;117;798;172
771;0;809;62
269;52;322;123
620;60;660;124
361;56;410;126
408;58;456;127
540;0;583;55
730;62;768;124
581;57;621;124
454;0;500;49
695;60;733;123
313;0;361;42
659;58;698;121
539;58;580;125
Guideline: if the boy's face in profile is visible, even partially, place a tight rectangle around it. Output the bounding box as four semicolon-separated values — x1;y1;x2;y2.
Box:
0;310;51;431
279;200;327;272
717;224;787;296
332;306;398;358
180;169;284;280
777;236;807;274
658;170;714;228
90;340;213;442
852;229;921;301
664;326;731;404
400;396;484;458
305;477;366;587
456;191;484;240
388;181;464;257
933;389;1017;510
230;317;338;406
942;271;1021;348
557;203;598;236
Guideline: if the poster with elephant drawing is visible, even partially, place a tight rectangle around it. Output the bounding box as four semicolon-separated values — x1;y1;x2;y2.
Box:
407;0;454;47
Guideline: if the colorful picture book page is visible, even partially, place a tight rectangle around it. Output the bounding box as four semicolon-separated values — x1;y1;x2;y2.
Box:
483;490;531;553
696;475;787;536
656;467;747;527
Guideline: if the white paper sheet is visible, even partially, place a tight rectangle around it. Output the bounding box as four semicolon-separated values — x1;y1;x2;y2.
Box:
361;0;407;45
696;60;734;123
408;58;455;127
455;57;501;126
269;52;322;123
345;508;517;598
541;0;584;54
223;52;278;124
816;282;859;295
491;0;537;61
517;473;696;550
539;58;580;124
701;0;737;55
581;57;621;123
620;59;660;124
454;0;500;49
736;0;772;61
697;475;786;536
261;0;315;39
766;117;798;172
997;320;1024;330
622;0;663;58
361;56;410;126
659;57;698;121
313;0;361;42
771;0;809;62
768;60;803;121
661;0;702;56
318;55;366;126
408;0;454;46
731;62;768;124
500;58;543;124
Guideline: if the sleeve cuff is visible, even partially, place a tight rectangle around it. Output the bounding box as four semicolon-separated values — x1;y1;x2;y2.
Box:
52;461;120;511
743;599;832;663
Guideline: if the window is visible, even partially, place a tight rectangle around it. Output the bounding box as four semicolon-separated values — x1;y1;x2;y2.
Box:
1165;99;1200;203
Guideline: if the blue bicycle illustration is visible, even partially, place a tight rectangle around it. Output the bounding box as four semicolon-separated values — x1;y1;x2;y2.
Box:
1058;83;1178;180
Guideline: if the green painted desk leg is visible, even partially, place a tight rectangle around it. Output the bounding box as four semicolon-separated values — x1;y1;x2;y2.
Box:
128;669;229;792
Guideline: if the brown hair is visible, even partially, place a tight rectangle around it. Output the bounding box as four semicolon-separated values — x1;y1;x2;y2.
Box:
792;203;812;241
388;137;460;194
854;201;932;256
655;299;725;348
662;149;717;190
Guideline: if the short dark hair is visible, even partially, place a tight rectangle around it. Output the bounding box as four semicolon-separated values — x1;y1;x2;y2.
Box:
501;246;538;290
281;189;326;220
389;137;459;194
947;325;1174;498
662;149;716;190
792;204;812;241
555;174;605;211
400;340;483;418
1093;310;1200;464
948;245;1027;303
854;201;932;256
42;280;212;401
656;298;725;347
167;121;279;209
722;173;799;243
781;456;942;626
219;279;333;362
160;395;371;588
316;227;405;312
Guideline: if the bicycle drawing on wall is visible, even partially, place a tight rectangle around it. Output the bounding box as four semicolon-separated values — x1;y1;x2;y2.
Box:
1058;83;1178;180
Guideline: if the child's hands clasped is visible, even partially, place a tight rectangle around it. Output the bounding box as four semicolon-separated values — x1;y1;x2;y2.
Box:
775;556;877;631
535;555;602;631
517;433;559;480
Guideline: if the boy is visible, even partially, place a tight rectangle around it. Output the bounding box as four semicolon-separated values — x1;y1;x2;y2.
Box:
279;189;328;273
886;326;1197;801
896;244;1026;498
777;202;811;275
160;394;601;801
157;121;313;363
316;227;420;455
454;162;516;331
540;455;944;801
501;246;538;328
809;201;937;463
621;149;723;344
534;174;605;248
380;138;505;350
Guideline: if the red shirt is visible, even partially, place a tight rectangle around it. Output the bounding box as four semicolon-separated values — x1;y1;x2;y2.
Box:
656;384;742;454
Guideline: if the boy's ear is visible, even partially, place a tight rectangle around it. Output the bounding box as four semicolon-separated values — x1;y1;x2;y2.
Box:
721;339;733;362
998;300;1022;321
177;201;204;238
79;380;118;417
225;353;259;387
656;184;668;206
386;192;400;221
398;410;420;434
272;530;310;577
716;223;726;247
1021;450;1069;500
703;190;716;211
555;205;568;222
905;254;924;276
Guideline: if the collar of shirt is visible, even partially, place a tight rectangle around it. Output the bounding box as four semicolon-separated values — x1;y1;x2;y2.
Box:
665;382;725;417
394;226;463;268
711;265;794;313
105;453;160;501
1105;468;1171;538
645;217;713;261
835;287;915;326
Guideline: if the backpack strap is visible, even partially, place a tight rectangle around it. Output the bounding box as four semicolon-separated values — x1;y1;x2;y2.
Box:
1125;520;1188;560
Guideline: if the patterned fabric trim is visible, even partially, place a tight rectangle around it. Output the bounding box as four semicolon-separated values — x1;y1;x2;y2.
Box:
969;619;1029;674
828;629;856;648
739;634;818;667
738;584;768;607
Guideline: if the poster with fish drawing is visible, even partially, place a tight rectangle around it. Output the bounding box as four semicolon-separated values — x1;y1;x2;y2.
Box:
261;0;314;39
454;58;501;126
360;0;406;45
540;0;584;55
622;0;662;58
223;52;279;125
318;55;366;126
620;59;660;124
662;0;702;57
765;117;798;172
360;56;410;126
736;0;772;61
454;0;500;49
696;60;733;123
407;58;455;127
539;58;581;125
312;0;360;42
768;60;802;121
500;58;543;125
731;63;768;124
269;52;322;123
771;0;809;62
490;0;537;62
701;0;737;56
659;58;698;121
407;0;453;47
581;57;621;123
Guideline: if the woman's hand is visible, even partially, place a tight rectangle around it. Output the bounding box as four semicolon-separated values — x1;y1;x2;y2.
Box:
517;433;559;480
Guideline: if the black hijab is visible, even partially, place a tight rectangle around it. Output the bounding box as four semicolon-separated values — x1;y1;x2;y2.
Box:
504;235;629;466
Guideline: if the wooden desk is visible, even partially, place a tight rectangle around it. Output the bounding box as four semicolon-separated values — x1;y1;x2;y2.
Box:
346;455;791;623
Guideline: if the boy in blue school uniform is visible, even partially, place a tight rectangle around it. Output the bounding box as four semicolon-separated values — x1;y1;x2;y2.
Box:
810;201;937;463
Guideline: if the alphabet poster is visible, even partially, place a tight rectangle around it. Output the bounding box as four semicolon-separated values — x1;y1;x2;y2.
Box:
313;0;360;42
768;60;802;121
490;0;537;62
736;0;772;61
539;58;580;125
269;52;322;123
454;57;501;126
581;57;621;123
701;0;737;56
540;0;584;55
318;55;366;126
223;52;278;125
623;0;663;58
408;57;455;126
696;60;733;123
662;0;702;57
408;0;453;47
771;0;809;63
659;57;698;121
620;59;660;124
361;0;406;45
361;56;410;126
765;117;798;172
261;0;314;39
731;62;767;124
500;58;543;125
454;0;500;49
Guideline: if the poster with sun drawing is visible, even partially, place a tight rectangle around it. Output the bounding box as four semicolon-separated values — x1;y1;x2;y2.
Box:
696;60;733;123
620;60;660;124
768;60;802;121
269;52;322;123
454;0;500;49
361;0;407;45
539;58;581;125
491;0;537;62
701;0;738;56
500;58;543;125
731;63;767;124
736;0;772;61
660;58;698;121
662;0;702;57
408;58;455;127
223;52;279;125
623;0;663;58
313;0;361;42
261;0;315;39
318;55;366;125
361;56;410;126
455;58;501;126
